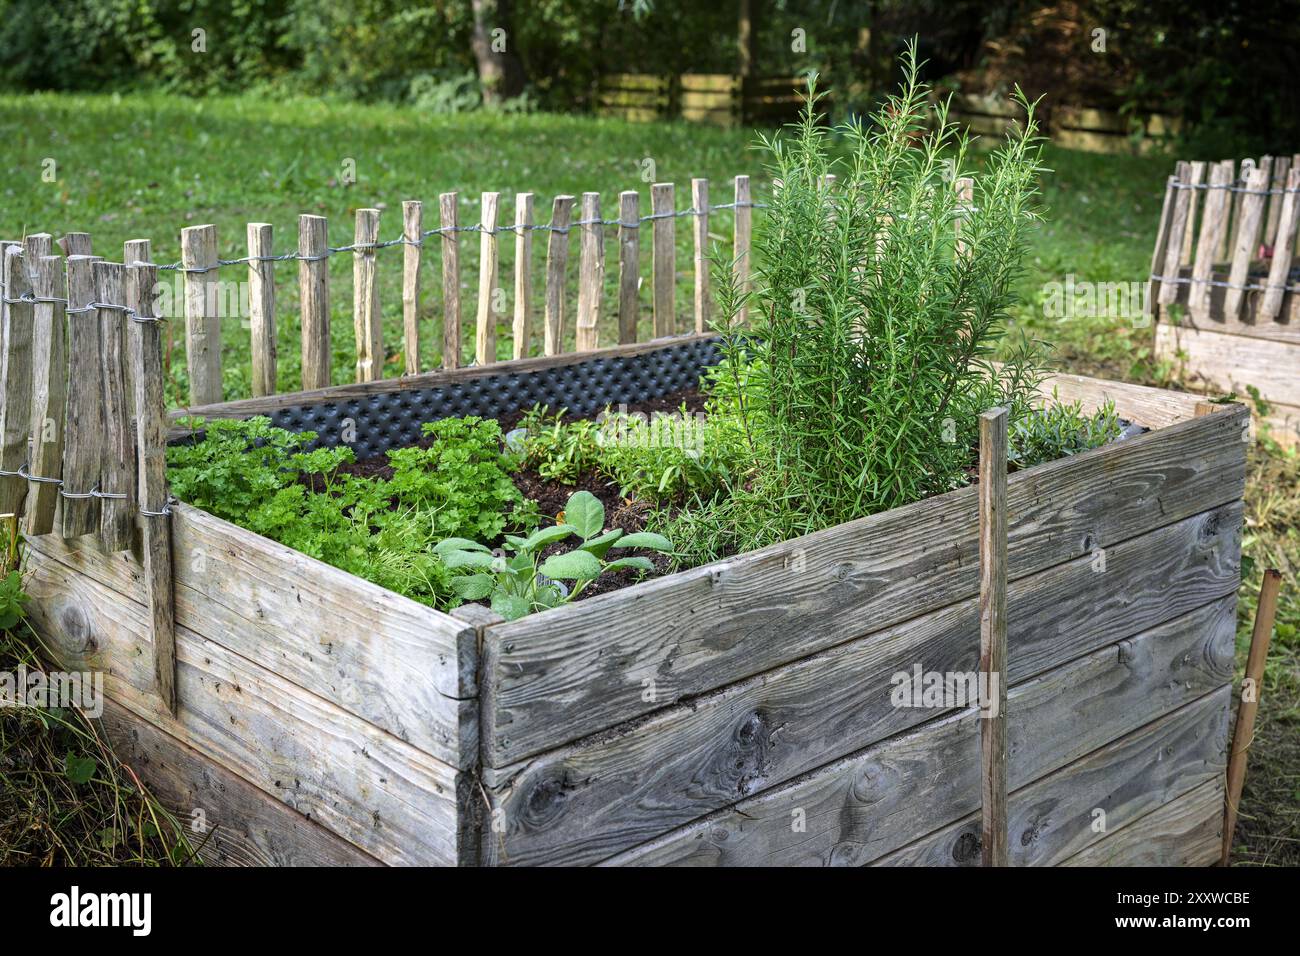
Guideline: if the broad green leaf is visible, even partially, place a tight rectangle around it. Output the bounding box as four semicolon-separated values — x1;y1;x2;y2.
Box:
612;532;673;553
508;551;535;573
533;583;566;609
539;548;602;581
491;593;532;621
450;574;495;600
64;753;96;785
503;534;531;550
434;537;491;555
521;524;576;552
603;556;655;573
441;549;496;570
579;528;624;559
565;490;604;539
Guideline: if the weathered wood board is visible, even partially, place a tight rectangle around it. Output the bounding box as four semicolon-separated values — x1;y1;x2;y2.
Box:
1060;778;1224;867
23;546;469;866
28;504;477;769
481;407;1246;767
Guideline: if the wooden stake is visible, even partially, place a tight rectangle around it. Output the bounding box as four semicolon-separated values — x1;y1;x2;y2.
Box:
651;182;676;337
1190;161;1234;320
247;223;277;396
439;192;461;369
979;406;1009;867
128;257;177;715
476;192;501;365
512;192;535;360
1260;168;1300;322
1158;161;1195;307
617;190;640;344
575;192;604;352
94;260;135;552
402;200;422;375
692;178;710;333
60;254;103;537
733;175;752;326
352;207;383;382
180;224;221;406
1221;568;1282;866
297;214;331;390
544;195;575;356
24;254;66;536
1145;174;1177;325
1225;165;1270;320
0;246;34;521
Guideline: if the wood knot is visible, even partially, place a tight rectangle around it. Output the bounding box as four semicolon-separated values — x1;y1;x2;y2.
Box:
522;770;575;828
952;829;980;863
712;711;774;797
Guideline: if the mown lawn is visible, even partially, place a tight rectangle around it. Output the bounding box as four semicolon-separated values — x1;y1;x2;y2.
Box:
1;91;1294;865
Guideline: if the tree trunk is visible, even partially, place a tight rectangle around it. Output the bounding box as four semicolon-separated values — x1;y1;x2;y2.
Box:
470;0;526;103
738;0;758;77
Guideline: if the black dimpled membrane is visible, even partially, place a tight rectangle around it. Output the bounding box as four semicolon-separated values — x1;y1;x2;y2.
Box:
268;337;722;459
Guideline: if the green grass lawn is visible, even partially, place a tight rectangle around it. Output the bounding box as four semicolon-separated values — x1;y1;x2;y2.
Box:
1;91;1294;866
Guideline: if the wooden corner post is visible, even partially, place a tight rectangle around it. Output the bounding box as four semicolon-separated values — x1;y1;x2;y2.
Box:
979;406;1009;867
128;257;178;715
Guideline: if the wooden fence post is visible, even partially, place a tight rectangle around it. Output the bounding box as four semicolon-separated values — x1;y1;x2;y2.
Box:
0;246;34;520
59;232;91;257
692;178;710;333
181;224;221;406
25;254;66;536
979;406;1009;867
1225;164;1270;320
1190;161;1234;320
513;192;535;360
544;195;575;356
733;174;752;325
576;192;604;352
247;223;277;396
1179;161;1206;267
298;214;331;390
1145;175;1177;323
476;192;501;365
60;254;103;538
651;182;676;337
402;200;422;375
1157;161;1195;308
128;256;178;715
1260;167;1300;322
95;260;135;551
617;190;640;344
439;192;462;369
353;208;383;383
1222;569;1282;866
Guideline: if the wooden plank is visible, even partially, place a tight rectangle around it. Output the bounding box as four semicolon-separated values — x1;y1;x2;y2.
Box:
1265;156;1291;246
127;258;177;714
1146;175;1177;321
691;178;710;332
543;195;575;356
1222;159;1246;263
481;408;1247;767
978;407;1008;866
1180;161;1206;267
297;214;331;390
0;245;33;519
617;191;640;344
59;254;103;537
1156;323;1300;407
246;223;276;396
172;332;718;423
483;515;1241;864
599;602;1234;867
181;224;221;406
1225;165;1269;320
575;192;604;352
94;260;135;551
24;255;66;535
1190;161;1234;320
401;200;422;375
59;232;91;256
1259;167;1300;321
512;193;534;360
99;697;382;867
1061;778;1223;867
352;207;383;382
1223;567;1281;864
733;175;752;325
875;691;1229;867
439;192;461;369
23;547;468;866
475;192;501;365
1033;370;1204;428
1158;162;1195;306
651;183;675;337
31;500;478;769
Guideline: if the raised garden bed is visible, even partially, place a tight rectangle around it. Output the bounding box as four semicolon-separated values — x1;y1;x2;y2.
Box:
21;334;1246;866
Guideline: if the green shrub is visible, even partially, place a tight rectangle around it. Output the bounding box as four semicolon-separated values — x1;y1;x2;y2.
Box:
1009;394;1123;469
